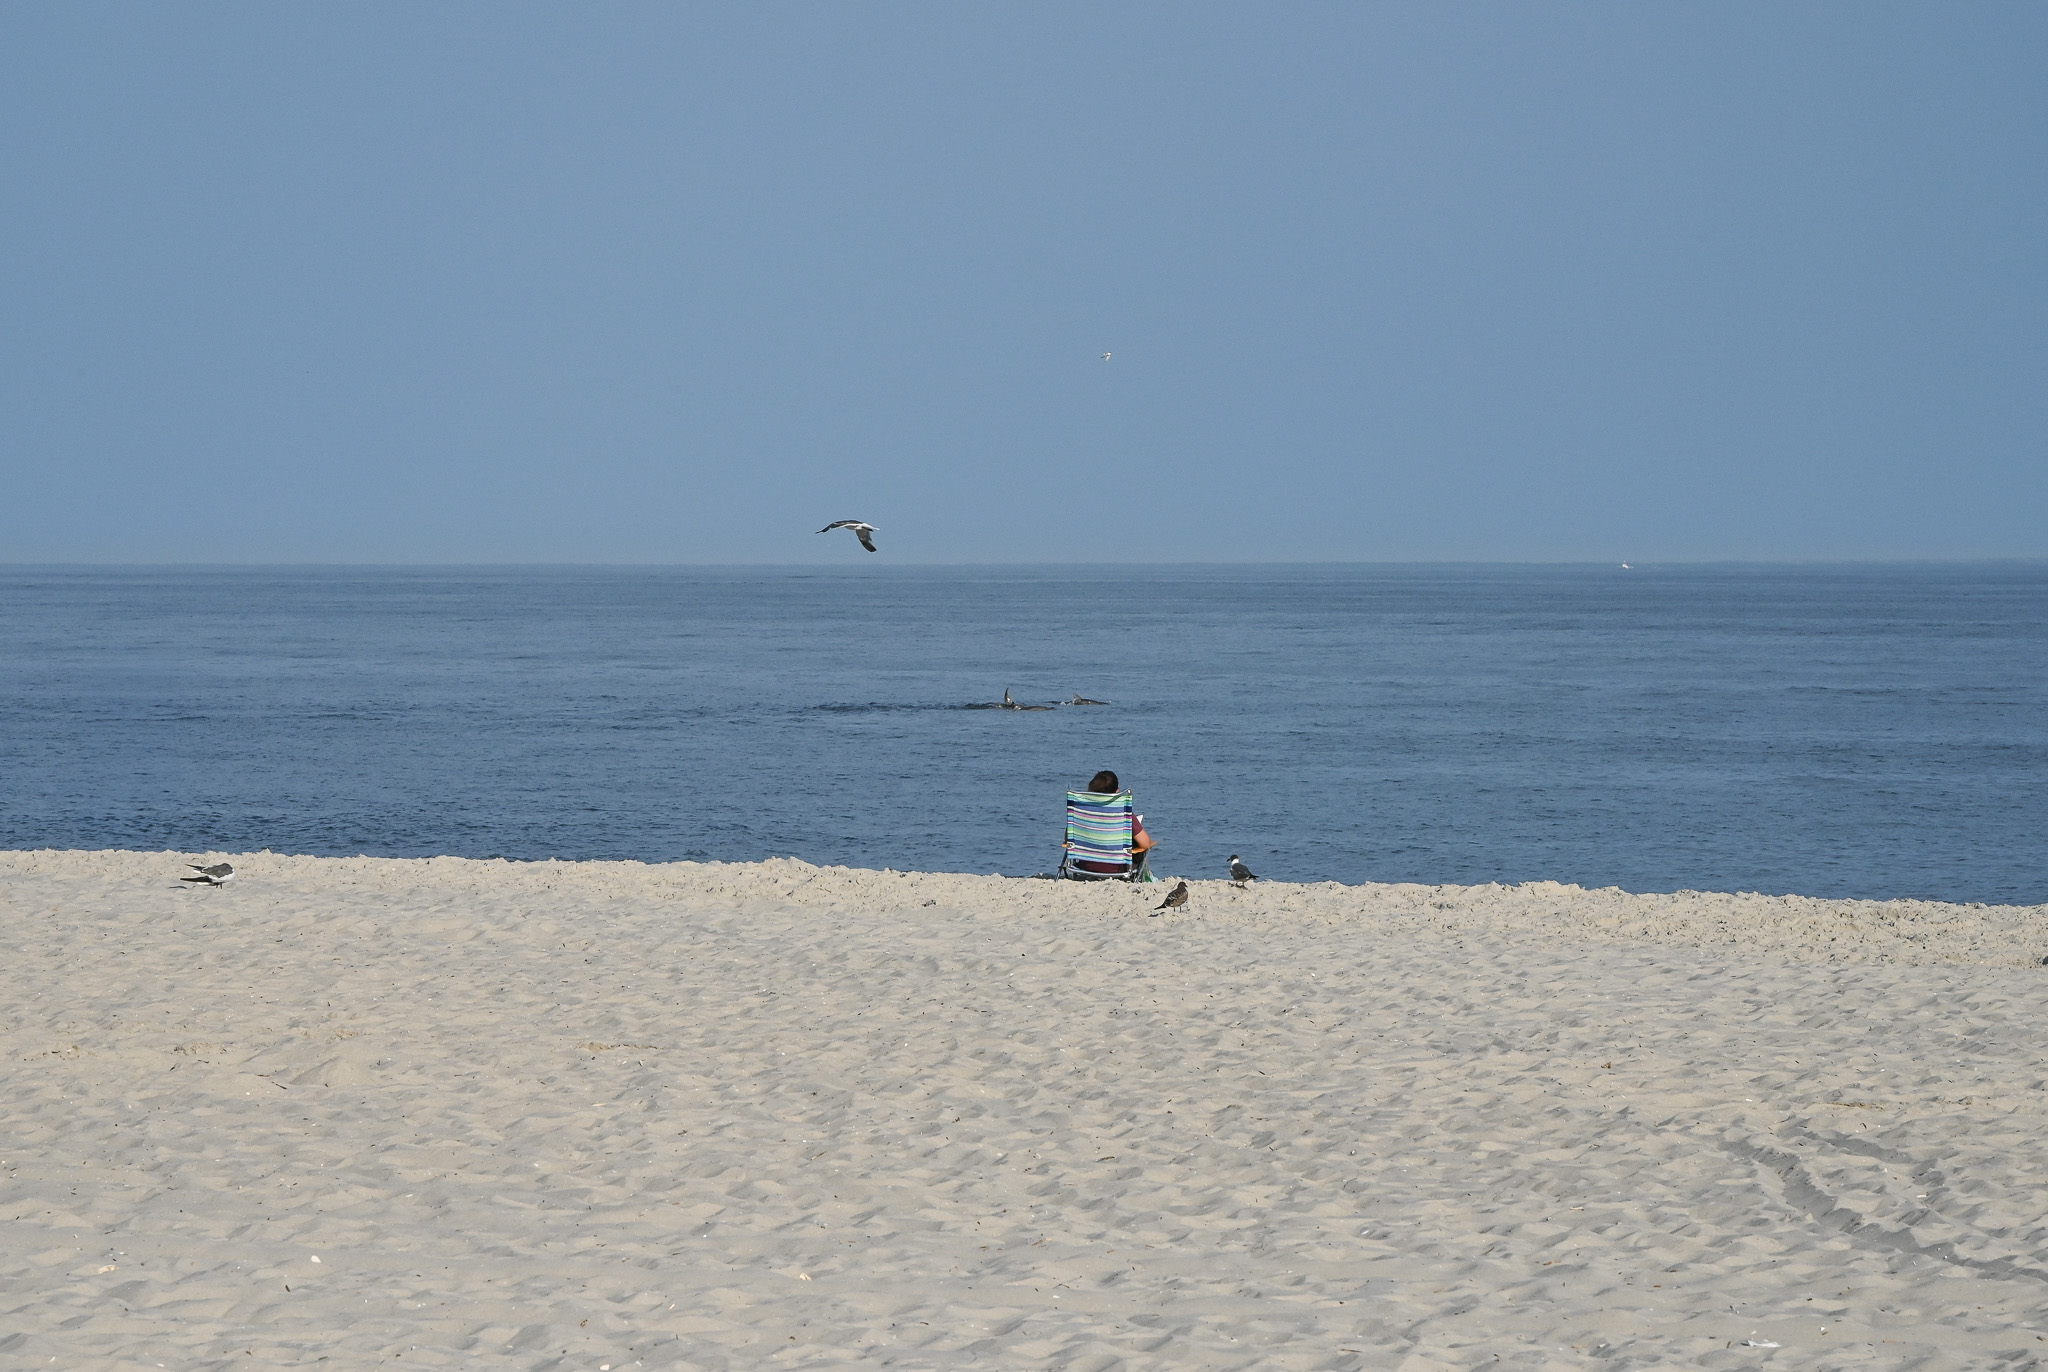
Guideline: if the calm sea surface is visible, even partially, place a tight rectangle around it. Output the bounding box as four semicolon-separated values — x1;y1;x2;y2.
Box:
2;564;2043;904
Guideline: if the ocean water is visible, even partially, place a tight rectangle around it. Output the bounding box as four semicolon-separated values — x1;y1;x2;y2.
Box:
2;564;2043;904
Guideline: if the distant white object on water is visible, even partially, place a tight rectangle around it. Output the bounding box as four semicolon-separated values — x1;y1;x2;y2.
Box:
1619;562;1632;569
182;862;235;886
819;520;878;553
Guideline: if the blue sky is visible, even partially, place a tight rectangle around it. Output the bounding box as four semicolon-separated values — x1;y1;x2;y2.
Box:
3;4;2043;563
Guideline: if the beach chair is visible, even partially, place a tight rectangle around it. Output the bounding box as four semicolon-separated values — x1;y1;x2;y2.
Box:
1058;790;1152;882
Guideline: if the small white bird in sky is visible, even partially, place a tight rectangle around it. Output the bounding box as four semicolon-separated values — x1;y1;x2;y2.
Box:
818;520;878;553
182;862;235;886
1100;352;1112;362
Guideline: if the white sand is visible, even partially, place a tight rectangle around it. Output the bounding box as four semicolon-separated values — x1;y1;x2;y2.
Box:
4;850;2047;1369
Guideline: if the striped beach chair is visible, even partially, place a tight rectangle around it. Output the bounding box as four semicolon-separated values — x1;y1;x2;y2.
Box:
1058;790;1151;882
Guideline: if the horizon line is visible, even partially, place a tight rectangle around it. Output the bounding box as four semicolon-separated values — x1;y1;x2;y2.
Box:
4;557;2047;570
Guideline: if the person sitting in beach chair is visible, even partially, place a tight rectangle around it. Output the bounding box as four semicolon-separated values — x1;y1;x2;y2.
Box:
1058;770;1157;881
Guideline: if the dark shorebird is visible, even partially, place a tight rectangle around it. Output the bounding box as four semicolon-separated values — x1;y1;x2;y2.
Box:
818;520;878;552
1228;855;1258;884
182;862;235;886
1152;881;1188;914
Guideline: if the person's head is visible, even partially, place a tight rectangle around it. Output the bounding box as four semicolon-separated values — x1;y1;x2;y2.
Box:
1088;770;1120;794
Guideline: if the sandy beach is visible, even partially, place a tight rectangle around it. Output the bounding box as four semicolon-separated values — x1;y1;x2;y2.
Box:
3;849;2046;1369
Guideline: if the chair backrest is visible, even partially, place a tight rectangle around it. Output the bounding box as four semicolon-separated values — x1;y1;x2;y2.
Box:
1064;790;1135;871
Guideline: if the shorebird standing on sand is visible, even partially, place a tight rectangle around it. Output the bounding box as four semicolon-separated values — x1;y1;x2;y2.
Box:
1152;881;1188;915
819;520;878;552
1228;855;1258;885
182;862;235;886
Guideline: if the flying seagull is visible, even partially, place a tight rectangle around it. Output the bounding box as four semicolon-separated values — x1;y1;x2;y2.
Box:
819;520;878;553
1228;855;1258;884
1101;352;1112;362
1152;881;1189;914
182;862;235;886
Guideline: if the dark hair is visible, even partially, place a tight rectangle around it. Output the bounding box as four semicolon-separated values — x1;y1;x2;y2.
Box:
1088;770;1120;793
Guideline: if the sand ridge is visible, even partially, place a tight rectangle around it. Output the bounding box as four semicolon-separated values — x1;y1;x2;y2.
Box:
3;849;2047;1368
